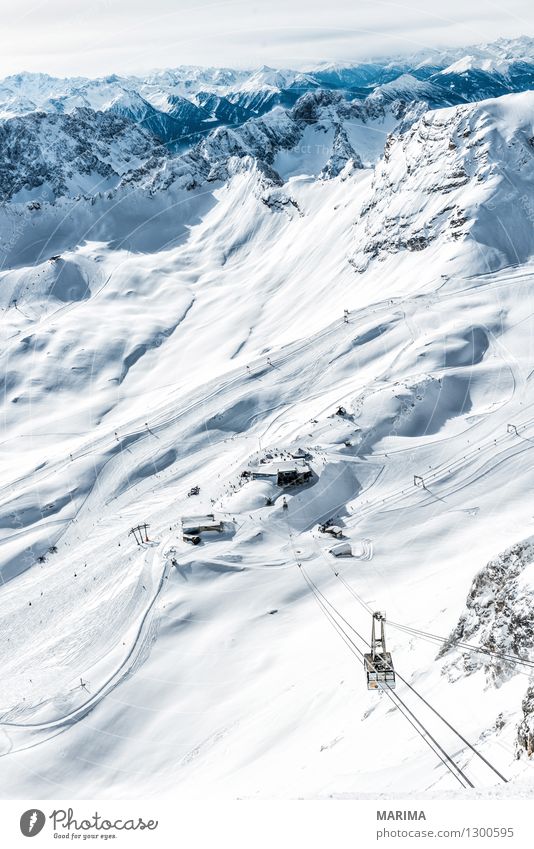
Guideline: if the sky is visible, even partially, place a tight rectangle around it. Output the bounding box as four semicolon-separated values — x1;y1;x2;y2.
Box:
1;0;533;78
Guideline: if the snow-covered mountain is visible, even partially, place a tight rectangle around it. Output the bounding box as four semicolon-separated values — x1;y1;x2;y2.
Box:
1;35;534;148
0;107;165;203
1;41;534;800
351;92;534;273
0;89;409;267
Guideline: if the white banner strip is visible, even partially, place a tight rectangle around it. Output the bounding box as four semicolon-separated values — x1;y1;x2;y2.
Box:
1;799;532;848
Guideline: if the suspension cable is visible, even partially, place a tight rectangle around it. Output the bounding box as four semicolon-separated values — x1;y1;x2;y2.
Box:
387;619;534;671
286;521;472;788
297;562;472;788
308;551;509;784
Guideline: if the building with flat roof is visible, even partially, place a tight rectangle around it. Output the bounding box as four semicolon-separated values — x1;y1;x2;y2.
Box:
242;461;312;487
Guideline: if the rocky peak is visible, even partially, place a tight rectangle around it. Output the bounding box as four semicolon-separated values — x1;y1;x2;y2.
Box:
439;537;534;687
350;91;534;272
0;108;165;202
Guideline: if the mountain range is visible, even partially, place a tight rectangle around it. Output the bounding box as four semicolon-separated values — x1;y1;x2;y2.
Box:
1;35;534;800
1;35;534;149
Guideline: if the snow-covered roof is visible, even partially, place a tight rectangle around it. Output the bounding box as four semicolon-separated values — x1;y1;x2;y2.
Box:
181;514;219;526
254;460;311;475
330;541;352;556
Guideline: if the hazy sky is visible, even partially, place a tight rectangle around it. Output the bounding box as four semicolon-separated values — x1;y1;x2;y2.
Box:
2;0;533;78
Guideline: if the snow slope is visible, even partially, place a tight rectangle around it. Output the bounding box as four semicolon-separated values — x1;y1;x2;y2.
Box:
1;85;534;799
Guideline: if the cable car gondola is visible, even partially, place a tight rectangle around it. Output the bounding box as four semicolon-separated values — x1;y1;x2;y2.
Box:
364;611;396;690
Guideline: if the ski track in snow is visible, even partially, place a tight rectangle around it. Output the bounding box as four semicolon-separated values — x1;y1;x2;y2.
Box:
1;87;534;798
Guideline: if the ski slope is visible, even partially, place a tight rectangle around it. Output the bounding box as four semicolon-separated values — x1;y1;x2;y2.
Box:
1;90;534;798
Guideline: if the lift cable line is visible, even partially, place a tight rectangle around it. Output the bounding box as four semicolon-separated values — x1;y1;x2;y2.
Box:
296;561;473;789
386;619;534;672
310;535;375;615
322;572;509;784
305;566;506;784
300;566;473;789
306;539;509;784
329;560;374;615
284;522;472;788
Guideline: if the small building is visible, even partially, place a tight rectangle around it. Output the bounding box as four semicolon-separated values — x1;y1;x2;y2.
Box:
290;447;312;460
329;541;352;557
319;523;343;539
183;534;201;546
182;514;223;542
242;461;312;487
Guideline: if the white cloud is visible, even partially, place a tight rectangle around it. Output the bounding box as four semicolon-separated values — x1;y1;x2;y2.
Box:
1;0;533;77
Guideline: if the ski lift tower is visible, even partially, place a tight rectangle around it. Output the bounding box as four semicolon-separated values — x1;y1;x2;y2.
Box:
364;612;396;690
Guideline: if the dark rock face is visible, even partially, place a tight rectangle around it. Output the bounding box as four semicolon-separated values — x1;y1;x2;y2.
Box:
0;108;165;202
439;538;534;687
0;89;378;205
320;124;363;179
0;81;446;212
349;96;534;270
438;536;534;759
517;686;534;758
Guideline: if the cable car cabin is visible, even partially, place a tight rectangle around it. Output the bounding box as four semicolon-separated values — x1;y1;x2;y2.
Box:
364;651;396;690
365;612;396;690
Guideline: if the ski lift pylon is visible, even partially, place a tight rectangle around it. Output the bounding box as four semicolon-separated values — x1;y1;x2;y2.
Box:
364;611;396;690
